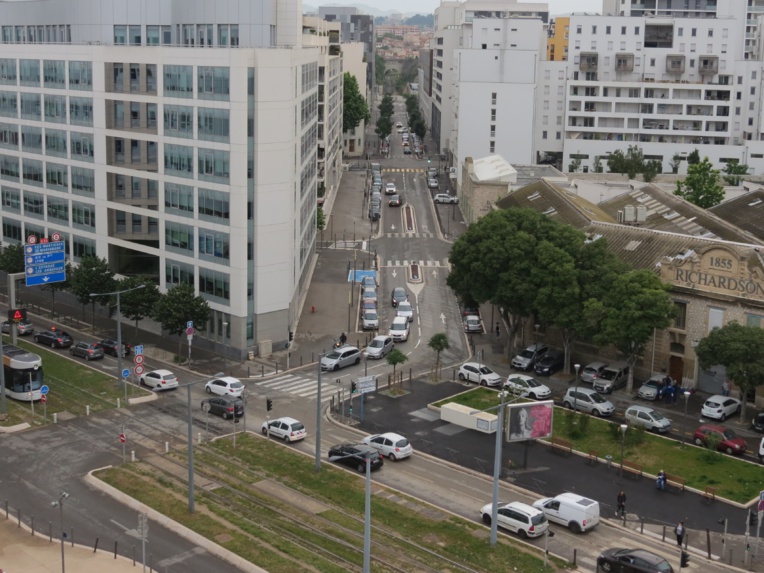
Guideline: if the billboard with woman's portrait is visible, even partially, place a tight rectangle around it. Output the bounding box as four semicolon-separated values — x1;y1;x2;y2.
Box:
506;401;554;442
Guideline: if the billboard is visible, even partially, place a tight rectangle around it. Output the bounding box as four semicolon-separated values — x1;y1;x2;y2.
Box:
506;401;554;442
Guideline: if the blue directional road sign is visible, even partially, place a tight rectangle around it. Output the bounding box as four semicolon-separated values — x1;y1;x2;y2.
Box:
24;242;66;287
122;369;130;379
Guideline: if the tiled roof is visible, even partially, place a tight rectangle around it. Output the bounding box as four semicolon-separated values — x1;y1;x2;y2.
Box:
708;188;764;243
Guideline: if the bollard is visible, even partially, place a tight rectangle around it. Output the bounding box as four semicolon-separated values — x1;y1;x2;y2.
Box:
247;366;250;378
87;405;91;415
573;548;577;566
662;525;666;542
17;508;20;527
275;362;279;374
728;548;733;565
409;368;412;381
261;365;264;377
5;499;8;518
71;526;74;546
300;356;303;366
640;517;644;534
30;515;34;535
49;521;52;542
131;451;135;462
94;537;99;552
198;432;202;444
53;412;57;424
133;544;136;565
312;352;314;363
165;442;169;453
114;540;118;558
453;368;456;381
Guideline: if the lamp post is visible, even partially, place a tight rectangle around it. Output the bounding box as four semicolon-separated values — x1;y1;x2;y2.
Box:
90;284;146;403
51;491;70;573
363;451;372;573
534;323;541;347
682;390;691;445
182;371;223;513
573;363;581;412
490;389;510;546
222;321;229;375
315;353;324;472
619;424;628;476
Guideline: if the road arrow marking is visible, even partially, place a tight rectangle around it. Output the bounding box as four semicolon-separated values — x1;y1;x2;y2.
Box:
390;224;396;231
440;313;446;324
432;269;438;278
392;269;397;278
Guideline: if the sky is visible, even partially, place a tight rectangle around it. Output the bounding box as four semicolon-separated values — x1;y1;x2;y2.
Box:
315;0;604;17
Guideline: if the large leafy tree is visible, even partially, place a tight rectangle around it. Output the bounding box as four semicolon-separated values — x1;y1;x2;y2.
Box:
606;145;658;180
0;244;24;274
695;322;764;422
375;115;392;140
41;262;72;311
342;72;370;133
386;349;408;388
674;157;724;208
378;95;394;118
151;283;211;358
374;53;386;86
118;275;161;339
722;160;749;186
67;256;116;328
584;270;675;392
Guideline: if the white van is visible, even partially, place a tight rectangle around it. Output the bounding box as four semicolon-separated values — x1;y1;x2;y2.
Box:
389;316;410;342
532;493;600;533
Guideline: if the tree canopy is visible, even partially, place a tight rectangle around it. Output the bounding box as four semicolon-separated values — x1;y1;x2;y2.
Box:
722;160;749;186
342;72;369;133
152;283;211;358
606;145;661;181
67;256;116;327
674;157;724;208
0;244;24;274
118;275;162;338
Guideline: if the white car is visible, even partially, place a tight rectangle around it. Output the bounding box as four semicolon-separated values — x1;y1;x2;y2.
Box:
140;369;178;390
361;309;379;330
261;417;307;442
395;121;403;128
389;316;410;342
396;300;414;322
205;376;245;397
361;432;412;461
433;193;458;204
701;395;741;421
385;182;396;195
479;501;549;539
504;374;552;400
458;362;502;387
365;335;394;359
427;177;439;189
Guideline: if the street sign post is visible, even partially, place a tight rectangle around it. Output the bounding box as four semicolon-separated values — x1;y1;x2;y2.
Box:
121;368;130;379
24;241;66;287
356;376;376;423
134;364;145;376
40;385;49;395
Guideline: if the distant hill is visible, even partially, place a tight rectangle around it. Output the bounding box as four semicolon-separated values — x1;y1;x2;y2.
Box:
305;2;435;19
405;14;434;27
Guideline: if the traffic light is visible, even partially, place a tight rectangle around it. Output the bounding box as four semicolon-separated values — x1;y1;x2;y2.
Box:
750;510;758;527
266;398;273;412
428;157;431;163
680;551;690;568
351;381;357;394
289;330;294;342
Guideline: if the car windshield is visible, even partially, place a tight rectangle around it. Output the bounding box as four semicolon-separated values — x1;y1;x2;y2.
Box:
722;429;739;440
590;392;606;403
655;559;672;573
526;378;543;388
365;312;378;320
478;366;495;375
600;370;617;380
530;513;547;525
391;323;406;331
398;303;412;312
325;351;340;359
583;367;598;375
369;339;383;348
649;410;665;420
229;382;243;389
705;400;721;408
393;289;405;298
644;380;660;389
520;349;534;359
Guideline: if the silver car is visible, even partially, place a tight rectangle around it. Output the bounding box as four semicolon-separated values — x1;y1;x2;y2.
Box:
637;375;665;401
365;335;393;359
562;387;615;417
580;362;607;384
361;310;379;330
625;405;671;433
396;300;414;322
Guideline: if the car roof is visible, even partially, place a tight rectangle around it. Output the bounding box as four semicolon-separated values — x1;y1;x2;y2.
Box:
372;335;390;342
274;416;301;424
706;394;737;402
626;405;655;413
375;432;406;441
213;376;241;383
525;343;547;351
464;315;480;320
583;361;607;369
502;501;542;514
392;316;408;324
462;362;492;370
627;549;667;564
507;374;536;381
698;423;726;432
150;369;174;376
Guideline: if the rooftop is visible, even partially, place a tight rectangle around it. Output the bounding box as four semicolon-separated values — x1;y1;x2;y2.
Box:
708;188;764;244
471;154;517;182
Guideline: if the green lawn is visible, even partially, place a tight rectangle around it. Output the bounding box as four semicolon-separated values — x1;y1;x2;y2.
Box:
432;388;764;504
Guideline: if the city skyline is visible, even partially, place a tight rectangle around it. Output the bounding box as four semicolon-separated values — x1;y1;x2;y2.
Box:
314;0;603;17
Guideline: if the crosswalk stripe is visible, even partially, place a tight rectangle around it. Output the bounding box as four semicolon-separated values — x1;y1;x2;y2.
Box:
383;259;444;267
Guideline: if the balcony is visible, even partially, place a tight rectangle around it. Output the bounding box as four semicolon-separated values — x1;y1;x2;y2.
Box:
699;56;719;75
666;54;685;74
615;53;634;72
579;52;598;71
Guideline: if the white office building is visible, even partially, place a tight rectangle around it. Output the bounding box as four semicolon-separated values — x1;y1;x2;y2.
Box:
0;0;333;358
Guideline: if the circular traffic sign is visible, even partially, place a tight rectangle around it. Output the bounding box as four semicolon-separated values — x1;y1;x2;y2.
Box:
202;402;211;413
134;364;145;376
133;354;144;365
119;433;126;444
40;395;47;404
51;232;61;241
186;327;194;335
40;385;49;395
27;235;37;244
121;368;130;379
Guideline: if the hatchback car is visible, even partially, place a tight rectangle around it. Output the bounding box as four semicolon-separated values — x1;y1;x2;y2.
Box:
69;341;105;361
637;375;665;401
34;327;74;349
428;177;439;189
361;288;378;303
592;362;630;394
321;346;361;371
580;361;607;384
458;362;502;387
97;338;132;357
369;203;380;221
511;343;548;371
328;443;384;473
433;193;458;204
624;405;671;433
361;432;413;461
479;501;548;539
365;335;394;359
534;351;565;376
562;387;615;417
388;194;402;206
361;310;379;330
391;287;407;307
205;376;245;397
396;300;414;322
597;548;674;573
1;319;34;335
262;417;307;442
701;395;741;421
693;424;747;455
385;182;396;195
201;396;244;420
463;315;483;333
140;369;179;390
361;275;377;289
360;298;377;316
504;374;552;400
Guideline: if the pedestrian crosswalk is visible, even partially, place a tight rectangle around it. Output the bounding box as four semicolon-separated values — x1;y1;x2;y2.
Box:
382;259;448;267
256;372;337;403
383;232;436;239
382;168;425;173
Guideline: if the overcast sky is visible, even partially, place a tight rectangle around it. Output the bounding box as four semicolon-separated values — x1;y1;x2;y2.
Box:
317;1;604;16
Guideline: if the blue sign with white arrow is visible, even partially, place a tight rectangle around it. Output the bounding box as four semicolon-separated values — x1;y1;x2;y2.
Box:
24;241;66;287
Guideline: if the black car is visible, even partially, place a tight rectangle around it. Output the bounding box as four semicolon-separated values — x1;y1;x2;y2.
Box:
752;412;764;433
327;443;384;473
33;328;73;349
534;350;565;376
201;396;245;420
597;548;674;573
391;287;407;307
69;341;104;360
98;338;132;357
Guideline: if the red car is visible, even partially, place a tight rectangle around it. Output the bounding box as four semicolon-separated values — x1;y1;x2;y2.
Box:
693;424;747;455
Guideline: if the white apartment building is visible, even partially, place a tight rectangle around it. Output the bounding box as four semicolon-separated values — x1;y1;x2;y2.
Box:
0;0;335;358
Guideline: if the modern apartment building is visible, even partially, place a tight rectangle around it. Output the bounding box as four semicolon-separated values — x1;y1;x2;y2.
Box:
547;16;569;61
0;0;332;358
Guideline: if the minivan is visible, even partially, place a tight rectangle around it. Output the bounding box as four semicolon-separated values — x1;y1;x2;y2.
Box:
479;501;548;539
562;387;615;417
511;343;548;371
593;362;630;394
389;316;410;342
532;493;600;533
320;346;361;371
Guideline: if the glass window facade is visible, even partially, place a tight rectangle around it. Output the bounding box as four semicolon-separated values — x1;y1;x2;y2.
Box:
0;91;17;118
43;60;66;88
44;94;67;123
129;25;141;46
197;67;230;100
0;122;18;150
164;105;193;138
166;259;194;287
165;221;194;252
19;59;40;86
46;162;68;191
2;219;21;243
45;128;68;157
1;186;20;211
197;148;229;183
69;97;93;126
199;268;230;301
23;158;44;187
20;93;41;120
198;188;230;221
164;65;193;97
69;61;92;90
71;166;94;196
23;189;45;218
147;26;160;45
164;144;194;178
0;154;19;181
21;126;42;153
72;236;95;259
198;108;229;142
165;182;194;215
70;132;94;162
72;201;95;229
114;25;126;45
47;196;69;223
198;229;230;261
0;59;17;85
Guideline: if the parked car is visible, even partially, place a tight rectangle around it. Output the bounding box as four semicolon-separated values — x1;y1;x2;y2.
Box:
385;182;396;195
504;374;552;400
461;302;481;318
693;424;747;455
701;395;741;422
752;412;764;433
396;300;414;322
140;369;178;390
365;335;393;359
261;417;307;442
361;432;412;461
580;361;607;384
637;375;665;401
361;310;379;330
562;387;615;417
390;287;407;307
360;298;377;316
592;362;630;394
427;167;438;178
534;350;565;376
361;275;377;288
97;338;132;357
34;327;73;349
328;443;384;473
321;346;361;371
624;405;672;433
388;194;402;207
69;341;105;361
458;362;502;387
433;193;458;204
389;316;410;342
403;145;412;154
532;493;600;533
428;177;439;189
463;315;483;333
361;287;378;303
1;319;34;335
201;396;244;419
759;437;764;463
369;203;380;221
597;548;674;573
511;343;548;371
205;376;245;397
478;501;548;539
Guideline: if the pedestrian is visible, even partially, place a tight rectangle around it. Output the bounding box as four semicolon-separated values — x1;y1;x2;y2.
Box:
721;379;730;396
656;469;667;490
495;322;500;338
616;490;626;518
339;332;347;346
675;521;685;547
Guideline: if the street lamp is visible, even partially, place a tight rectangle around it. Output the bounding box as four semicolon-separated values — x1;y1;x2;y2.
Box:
490;389;510;546
682;390;691;445
619;424;628;476
51;491;70;573
222;321;229;375
181;371;223;513
90;284;146;403
573;363;581;413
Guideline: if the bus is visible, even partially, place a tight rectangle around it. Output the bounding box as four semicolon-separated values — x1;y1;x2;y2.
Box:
2;344;44;401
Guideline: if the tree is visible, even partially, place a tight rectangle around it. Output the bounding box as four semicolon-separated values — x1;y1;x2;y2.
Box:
378;95;394;118
674;157;724;209
342;72;370;133
375;54;386;86
375;115;392;139
687;148;700;165
593;156;603;173
0;244;24;274
41;262;72;313
642;159;662;183
584;270;675;392
722;160;749;186
316;206;325;231
670;153;682;174
67;256;116;328
568;158;581;173
412;116;426;139
427;333;450;377
386;349;408;388
607;145;648;179
694;322;764;422
151;283;211;359
118;275;161;339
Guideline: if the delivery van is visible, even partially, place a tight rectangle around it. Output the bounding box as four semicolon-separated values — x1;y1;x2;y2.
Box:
532;492;600;533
